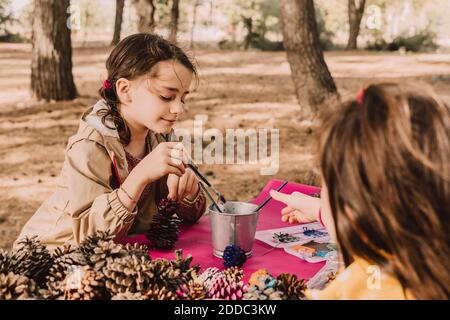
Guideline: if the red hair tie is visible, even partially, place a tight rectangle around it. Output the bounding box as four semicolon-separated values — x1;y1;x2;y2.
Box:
102;80;112;90
356;88;365;104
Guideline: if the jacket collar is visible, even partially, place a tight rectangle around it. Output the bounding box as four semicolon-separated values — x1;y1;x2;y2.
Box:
83;99;120;139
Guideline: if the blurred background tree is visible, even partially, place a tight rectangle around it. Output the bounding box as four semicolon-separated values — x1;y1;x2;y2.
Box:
346;0;366;50
111;0;125;45
189;0;200;48
280;0;339;120
0;0;13;36
168;0;179;43
0;0;448;104
217;0;282;50
30;0;76;101
132;0;156;33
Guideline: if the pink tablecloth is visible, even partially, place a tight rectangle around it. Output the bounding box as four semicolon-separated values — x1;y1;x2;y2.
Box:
121;179;325;281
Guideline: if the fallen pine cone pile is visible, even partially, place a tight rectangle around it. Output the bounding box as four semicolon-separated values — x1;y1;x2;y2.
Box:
0;231;316;300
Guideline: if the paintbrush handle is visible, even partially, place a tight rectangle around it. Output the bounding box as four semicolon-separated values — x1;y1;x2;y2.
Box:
187;163;212;187
162;133;226;203
187;164;226;203
255;180;289;212
199;182;222;213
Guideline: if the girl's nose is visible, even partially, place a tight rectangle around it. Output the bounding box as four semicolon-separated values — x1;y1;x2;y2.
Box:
170;101;185;115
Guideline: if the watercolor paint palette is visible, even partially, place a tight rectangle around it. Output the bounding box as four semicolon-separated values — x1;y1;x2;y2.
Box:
255;222;336;263
284;241;337;263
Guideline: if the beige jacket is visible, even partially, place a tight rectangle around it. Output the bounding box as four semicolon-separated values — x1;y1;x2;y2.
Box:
15;100;206;251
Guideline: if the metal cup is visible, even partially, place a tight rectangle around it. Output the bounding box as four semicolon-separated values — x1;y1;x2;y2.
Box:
209;201;259;258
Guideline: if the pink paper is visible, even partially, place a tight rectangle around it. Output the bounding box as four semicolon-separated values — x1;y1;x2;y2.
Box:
120;179;325;282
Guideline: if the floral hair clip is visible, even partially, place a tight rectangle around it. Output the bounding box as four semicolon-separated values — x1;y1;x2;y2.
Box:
356;88;365;105
102;80;113;90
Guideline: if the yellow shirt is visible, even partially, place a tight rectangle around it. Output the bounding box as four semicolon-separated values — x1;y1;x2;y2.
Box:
305;258;414;300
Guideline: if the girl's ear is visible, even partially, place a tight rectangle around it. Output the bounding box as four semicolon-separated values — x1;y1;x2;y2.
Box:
115;78;132;104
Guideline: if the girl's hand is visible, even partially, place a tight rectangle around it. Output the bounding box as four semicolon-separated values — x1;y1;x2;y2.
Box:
270;190;320;224
136;142;186;184
167;168;200;201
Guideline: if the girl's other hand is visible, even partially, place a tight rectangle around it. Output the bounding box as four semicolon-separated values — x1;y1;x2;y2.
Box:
270;190;320;224
137;142;186;184
167;168;199;201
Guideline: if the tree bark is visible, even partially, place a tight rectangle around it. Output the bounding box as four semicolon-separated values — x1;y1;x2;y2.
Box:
190;0;200;49
31;0;77;101
279;0;339;119
111;0;125;45
168;0;180;43
242;16;253;50
132;0;156;33
346;0;366;50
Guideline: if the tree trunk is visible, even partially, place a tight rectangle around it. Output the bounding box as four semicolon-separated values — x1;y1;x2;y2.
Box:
243;16;253;50
31;0;77;101
111;0;125;45
209;0;213;25
279;0;339;119
346;0;366;50
190;0;200;49
132;0;156;33
168;0;180;43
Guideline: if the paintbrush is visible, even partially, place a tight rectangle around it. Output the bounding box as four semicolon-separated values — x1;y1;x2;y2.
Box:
186;161;226;203
254;180;288;212
162;132;227;204
198;181;223;213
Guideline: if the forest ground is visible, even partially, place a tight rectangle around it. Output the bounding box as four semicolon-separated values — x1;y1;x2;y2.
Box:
1;43;449;249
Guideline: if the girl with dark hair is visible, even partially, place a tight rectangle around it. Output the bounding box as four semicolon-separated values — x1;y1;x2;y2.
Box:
16;33;206;250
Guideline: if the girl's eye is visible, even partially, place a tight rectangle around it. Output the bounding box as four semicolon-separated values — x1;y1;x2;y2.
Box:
160;95;173;102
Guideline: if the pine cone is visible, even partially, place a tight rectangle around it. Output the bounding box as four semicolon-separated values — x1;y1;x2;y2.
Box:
157;198;179;215
223;245;247;268
170;249;200;284
145;283;177;300
0;250;8;273
79;230;115;257
0;272;39;300
171;249;193;271
123;243;151;259
89;239;127;271
44;245;88;299
63;266;106;300
146;213;181;250
208;276;247;300
176;280;206;300
197;267;222;291
111;291;148;300
111;285;178;300
244;274;285;300
248;268;269;286
276;273;307;300
8;236;53;286
223;267;244;282
147;258;182;292
102;255;154;295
